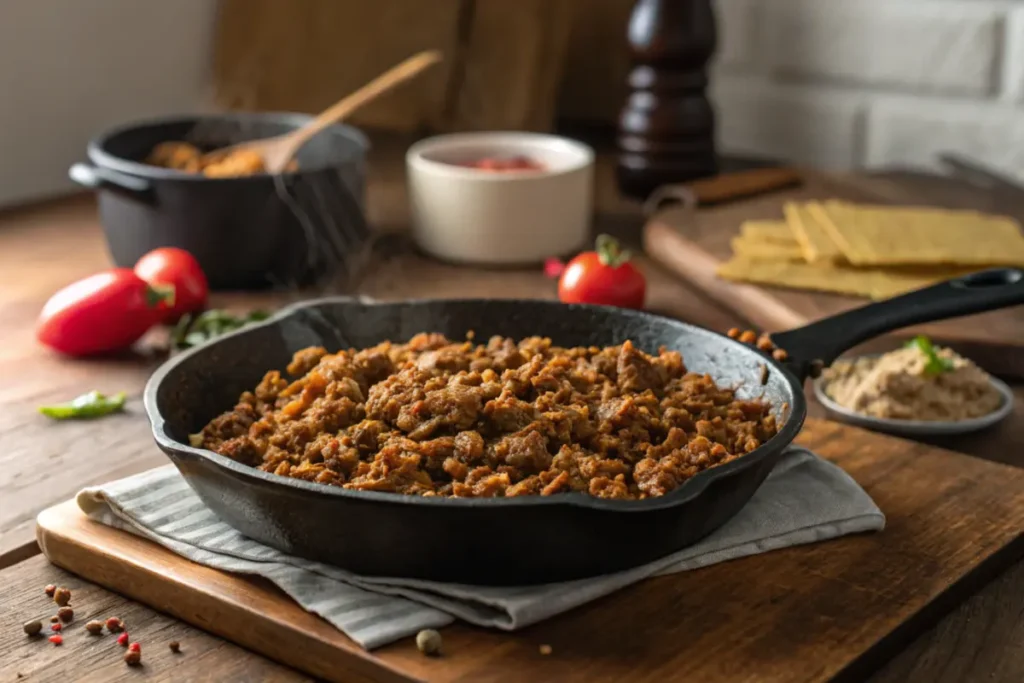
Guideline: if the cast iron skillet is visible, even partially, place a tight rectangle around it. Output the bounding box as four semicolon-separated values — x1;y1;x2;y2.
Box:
145;268;1024;585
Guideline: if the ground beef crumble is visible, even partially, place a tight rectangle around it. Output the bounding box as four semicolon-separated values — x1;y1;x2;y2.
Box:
195;334;779;499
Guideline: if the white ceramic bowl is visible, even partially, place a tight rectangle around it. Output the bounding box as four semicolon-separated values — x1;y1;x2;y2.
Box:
406;132;595;265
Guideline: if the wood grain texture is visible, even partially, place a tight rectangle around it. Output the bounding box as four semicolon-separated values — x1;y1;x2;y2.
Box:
213;0;462;131
30;419;1024;683
213;0;580;133
446;0;578;131
557;0;634;125
0;555;306;682
642;171;1024;378
7;539;1024;683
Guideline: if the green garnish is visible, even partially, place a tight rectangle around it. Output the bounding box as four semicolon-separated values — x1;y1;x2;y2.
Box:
40;391;127;420
171;309;271;350
905;335;954;375
595;234;632;268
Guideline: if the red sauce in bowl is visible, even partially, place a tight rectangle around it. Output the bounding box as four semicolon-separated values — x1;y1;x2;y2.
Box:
458;155;545;172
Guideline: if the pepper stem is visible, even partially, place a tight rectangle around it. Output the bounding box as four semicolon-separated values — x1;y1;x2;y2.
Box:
595;234;632;268
145;283;176;308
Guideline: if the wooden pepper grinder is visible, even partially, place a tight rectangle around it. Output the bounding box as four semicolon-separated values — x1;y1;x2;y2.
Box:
616;0;718;200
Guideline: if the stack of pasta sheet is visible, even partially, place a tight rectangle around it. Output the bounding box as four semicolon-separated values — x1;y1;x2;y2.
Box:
716;201;1024;300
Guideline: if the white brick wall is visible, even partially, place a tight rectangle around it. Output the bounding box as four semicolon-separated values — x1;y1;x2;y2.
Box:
711;0;1024;180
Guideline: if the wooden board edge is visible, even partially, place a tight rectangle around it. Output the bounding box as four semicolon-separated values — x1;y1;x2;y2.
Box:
642;217;810;331
35;501;420;683
834;532;1024;683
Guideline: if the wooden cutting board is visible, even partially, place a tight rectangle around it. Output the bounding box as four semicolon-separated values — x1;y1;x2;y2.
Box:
36;419;1024;683
642;171;1024;379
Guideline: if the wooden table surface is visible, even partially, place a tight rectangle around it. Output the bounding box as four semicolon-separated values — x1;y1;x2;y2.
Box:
2;142;1023;682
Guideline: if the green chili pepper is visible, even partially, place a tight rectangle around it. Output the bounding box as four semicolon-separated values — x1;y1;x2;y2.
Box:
171;309;271;350
39;391;127;420
905;335;954;375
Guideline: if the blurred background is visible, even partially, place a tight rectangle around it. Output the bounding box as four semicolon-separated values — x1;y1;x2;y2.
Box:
4;0;1021;208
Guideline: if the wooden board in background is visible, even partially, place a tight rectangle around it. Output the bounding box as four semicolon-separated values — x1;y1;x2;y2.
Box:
642;171;1024;379
36;419;1024;683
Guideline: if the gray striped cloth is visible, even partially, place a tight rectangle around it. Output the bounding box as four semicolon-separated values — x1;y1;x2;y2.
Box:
76;446;883;650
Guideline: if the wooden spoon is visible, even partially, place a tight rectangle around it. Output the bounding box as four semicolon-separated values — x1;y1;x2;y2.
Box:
204;49;442;174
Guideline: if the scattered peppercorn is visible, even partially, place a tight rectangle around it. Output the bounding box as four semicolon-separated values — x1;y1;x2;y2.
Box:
51;623;62;632
128;642;141;653
53;587;71;607
738;330;757;344
117;632;130;646
124;649;141;666
49;616;60;624
106;617;124;633
23;620;42;636
85;620;104;635
756;335;774;351
44;584;56;598
539;644;553;655
57;607;74;623
168;641;181;653
726;327;741;340
772;348;789;362
49;635;63;646
415;629;442;656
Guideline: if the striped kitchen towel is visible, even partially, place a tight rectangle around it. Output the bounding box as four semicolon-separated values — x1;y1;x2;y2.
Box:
77;446;884;650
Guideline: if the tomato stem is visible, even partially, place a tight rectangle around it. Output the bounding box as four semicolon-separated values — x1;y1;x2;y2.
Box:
145;283;176;308
595;234;631;268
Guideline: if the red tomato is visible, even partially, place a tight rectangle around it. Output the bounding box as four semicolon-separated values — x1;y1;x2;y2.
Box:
37;269;172;356
134;247;208;322
557;235;646;309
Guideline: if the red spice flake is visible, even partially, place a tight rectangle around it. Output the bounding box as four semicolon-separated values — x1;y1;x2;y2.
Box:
128;642;141;653
49;635;63;645
50;623;62;632
117;632;130;646
44;584;56;597
105;617;124;633
543;257;565;279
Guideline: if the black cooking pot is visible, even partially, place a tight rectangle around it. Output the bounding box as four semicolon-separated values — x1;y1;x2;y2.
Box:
145;269;1024;584
69;114;370;290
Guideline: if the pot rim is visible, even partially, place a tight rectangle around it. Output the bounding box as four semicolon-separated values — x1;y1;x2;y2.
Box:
85;112;371;183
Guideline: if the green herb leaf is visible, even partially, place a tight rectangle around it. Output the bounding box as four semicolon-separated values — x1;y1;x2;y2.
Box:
40;391;127;420
905;335;954;375
171;308;273;350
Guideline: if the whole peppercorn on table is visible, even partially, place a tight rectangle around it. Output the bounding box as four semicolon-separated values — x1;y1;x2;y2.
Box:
3;141;1024;682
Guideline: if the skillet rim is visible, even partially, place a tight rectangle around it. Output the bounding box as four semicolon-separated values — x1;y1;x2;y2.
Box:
144;297;807;513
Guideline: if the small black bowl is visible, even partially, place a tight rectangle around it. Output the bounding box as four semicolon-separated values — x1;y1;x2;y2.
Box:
70;113;370;291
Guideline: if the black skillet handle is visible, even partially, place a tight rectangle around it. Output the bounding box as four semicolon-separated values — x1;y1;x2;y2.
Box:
769;268;1024;380
69;162;154;204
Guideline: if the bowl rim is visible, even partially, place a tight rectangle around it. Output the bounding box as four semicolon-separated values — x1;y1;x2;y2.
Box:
406;131;595;182
144;296;806;513
812;354;1015;433
85;112;371;183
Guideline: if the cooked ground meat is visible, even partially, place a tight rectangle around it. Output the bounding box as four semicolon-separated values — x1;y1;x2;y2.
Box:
195;334;779;499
